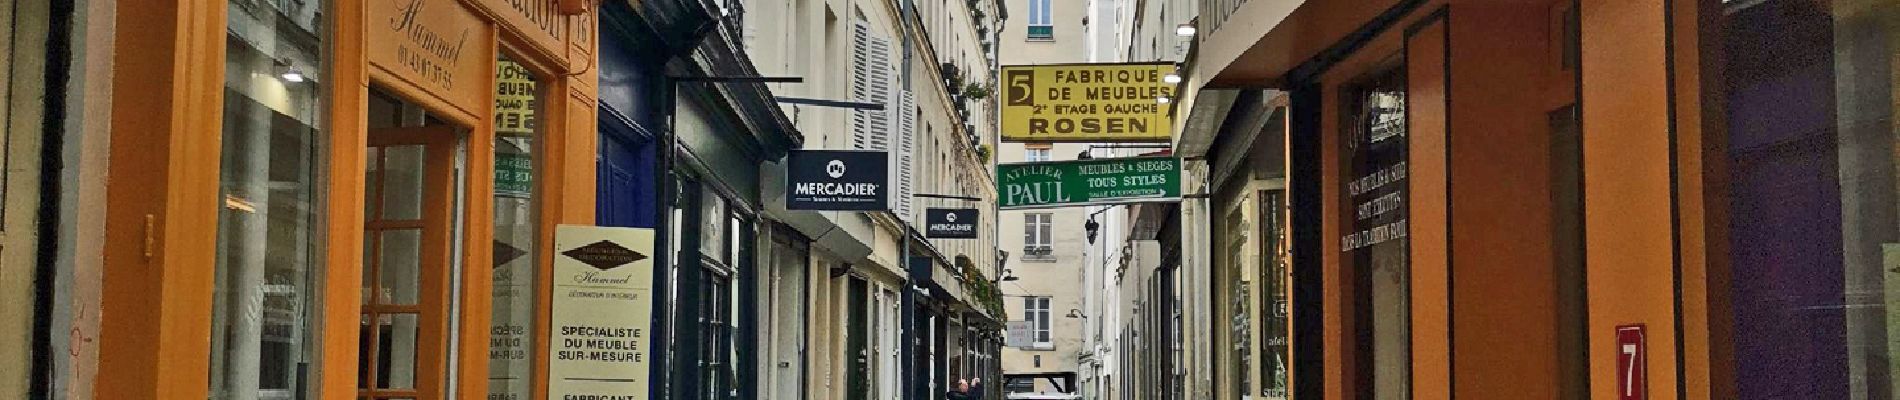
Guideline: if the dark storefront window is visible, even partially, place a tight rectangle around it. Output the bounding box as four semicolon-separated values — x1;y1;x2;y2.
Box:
1341;69;1409;399
662;180;755;400
1260;190;1289;399
1719;1;1900;397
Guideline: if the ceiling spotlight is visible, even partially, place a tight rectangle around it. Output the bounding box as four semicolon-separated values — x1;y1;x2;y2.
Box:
1163;72;1182;84
280;65;307;83
1156;96;1172;105
1175;23;1197;37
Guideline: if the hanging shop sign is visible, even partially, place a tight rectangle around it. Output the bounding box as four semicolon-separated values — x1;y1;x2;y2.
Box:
908;256;934;285
1005;321;1034;348
1000;63;1176;142
925;208;980;239
996;157;1181;210
786;149;889;211
368;0;494;115
549;225;656;400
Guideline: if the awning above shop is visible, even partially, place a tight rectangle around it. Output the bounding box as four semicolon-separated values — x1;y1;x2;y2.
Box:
1196;0;1417;87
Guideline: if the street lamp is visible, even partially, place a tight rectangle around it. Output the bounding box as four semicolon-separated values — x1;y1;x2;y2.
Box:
1083;206;1117;244
1085;219;1100;244
994;269;1019;284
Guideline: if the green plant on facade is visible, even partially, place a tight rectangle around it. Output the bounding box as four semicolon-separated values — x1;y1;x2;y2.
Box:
957;255;1007;321
961;83;990;100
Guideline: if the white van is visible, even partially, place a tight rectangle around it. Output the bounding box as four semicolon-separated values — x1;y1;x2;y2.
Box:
1004;394;1082;400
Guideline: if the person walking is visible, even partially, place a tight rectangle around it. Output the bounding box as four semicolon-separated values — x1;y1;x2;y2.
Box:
945;377;984;400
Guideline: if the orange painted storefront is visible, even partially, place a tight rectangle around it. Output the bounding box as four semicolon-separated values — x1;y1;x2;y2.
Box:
1212;0;1727;398
95;0;600;399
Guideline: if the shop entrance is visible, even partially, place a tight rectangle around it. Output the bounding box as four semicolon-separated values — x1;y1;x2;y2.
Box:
358;89;467;400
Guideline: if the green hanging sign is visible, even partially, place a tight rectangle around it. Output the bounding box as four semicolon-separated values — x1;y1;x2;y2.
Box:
996;156;1181;210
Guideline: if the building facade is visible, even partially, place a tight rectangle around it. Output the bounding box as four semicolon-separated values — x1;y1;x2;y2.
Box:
8;1;1005;400
24;0;612;398
1099;0;1900;399
738;0;1010;399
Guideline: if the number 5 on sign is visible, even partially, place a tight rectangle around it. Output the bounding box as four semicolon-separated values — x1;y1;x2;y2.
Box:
1615;324;1647;400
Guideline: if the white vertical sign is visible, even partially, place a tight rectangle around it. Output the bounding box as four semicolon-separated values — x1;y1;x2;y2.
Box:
549;225;655;400
1006;321;1034;348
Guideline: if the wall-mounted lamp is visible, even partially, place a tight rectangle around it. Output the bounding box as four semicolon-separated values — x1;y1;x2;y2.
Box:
1156;96;1172;105
1163;72;1182;84
1175;22;1197;37
1085;218;1100;244
1065;308;1086;319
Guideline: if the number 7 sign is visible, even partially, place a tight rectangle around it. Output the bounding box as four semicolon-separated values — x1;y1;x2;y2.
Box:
1616;324;1648;400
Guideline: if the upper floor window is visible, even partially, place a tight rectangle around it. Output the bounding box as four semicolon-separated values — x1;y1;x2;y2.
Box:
1025;145;1052;162
1027;0;1053;40
1024;213;1053;260
1024;296;1053;348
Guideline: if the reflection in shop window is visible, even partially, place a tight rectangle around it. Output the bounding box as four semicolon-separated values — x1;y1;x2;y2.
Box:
1342;70;1409;399
1260;190;1289;399
1223;198;1252;398
209;0;325;398
489;56;540;400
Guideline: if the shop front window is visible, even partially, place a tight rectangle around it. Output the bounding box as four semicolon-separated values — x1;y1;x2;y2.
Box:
209;0;325;398
1341;69;1408;399
1720;1;1900;397
1260;190;1288;399
1220;196;1252;397
488;55;542;400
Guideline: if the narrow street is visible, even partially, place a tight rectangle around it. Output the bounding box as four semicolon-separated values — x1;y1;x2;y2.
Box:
0;0;1884;399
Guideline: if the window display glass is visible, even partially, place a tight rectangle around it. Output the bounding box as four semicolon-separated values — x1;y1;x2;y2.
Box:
209;1;327;397
1341;69;1409;399
488;55;541;400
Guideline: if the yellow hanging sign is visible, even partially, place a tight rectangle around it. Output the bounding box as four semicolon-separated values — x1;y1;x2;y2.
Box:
1000;63;1176;142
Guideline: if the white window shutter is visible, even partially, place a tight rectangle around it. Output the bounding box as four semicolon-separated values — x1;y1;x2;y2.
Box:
851;22;871;149
895;90;916;223
851;22;893;152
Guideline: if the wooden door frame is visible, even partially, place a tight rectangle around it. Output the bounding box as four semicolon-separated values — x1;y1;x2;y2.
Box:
360;125;460;399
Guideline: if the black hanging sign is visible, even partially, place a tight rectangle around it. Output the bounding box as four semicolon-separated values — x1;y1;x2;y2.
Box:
786;149;889;211
924;208;980;239
908;256;934;284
